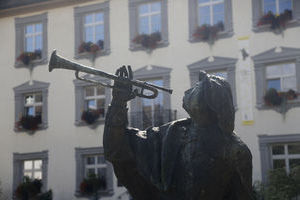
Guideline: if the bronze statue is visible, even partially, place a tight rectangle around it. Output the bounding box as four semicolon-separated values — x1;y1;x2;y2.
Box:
48;51;253;199
104;66;254;200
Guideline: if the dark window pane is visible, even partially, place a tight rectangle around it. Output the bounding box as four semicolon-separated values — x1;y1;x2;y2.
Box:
85;86;94;97
289;159;300;169
272;145;284;155
288;143;300;154
273;159;285;169
87;168;95;177
97;168;106;177
35;94;42;102
97;86;105;95
87;156;95;165
97;156;105;164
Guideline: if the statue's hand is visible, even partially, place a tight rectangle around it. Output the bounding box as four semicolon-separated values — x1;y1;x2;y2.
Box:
112;65;137;104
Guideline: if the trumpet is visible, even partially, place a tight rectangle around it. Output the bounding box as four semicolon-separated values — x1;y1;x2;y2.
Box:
48;50;173;99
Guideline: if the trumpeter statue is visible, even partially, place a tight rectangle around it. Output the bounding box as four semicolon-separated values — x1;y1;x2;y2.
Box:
48;51;254;200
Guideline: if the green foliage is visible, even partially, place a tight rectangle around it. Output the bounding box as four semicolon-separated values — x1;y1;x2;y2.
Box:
254;166;300;200
15;176;52;200
79;173;106;196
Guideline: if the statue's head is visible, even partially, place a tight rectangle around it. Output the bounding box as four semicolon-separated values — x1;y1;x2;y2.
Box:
183;71;235;133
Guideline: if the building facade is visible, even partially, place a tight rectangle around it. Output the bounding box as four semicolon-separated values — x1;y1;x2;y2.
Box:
0;0;300;199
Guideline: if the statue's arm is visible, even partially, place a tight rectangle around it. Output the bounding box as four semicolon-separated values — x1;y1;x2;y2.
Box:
103;66;137;162
103;100;134;162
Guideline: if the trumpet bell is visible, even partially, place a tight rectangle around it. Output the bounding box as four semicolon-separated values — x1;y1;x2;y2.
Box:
48;50;57;72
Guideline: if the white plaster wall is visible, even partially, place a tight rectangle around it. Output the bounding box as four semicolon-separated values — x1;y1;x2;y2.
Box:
0;0;300;199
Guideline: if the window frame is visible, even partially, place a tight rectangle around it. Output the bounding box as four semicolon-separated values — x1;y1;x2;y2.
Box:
252;0;300;32
129;0;169;51
258;134;300;183
188;0;233;42
187;56;237;109
74;2;110;60
130;65;172;129
74;147;114;197
13;81;50;131
252;47;300;113
73;75;111;126
15;13;48;68
13;151;49;195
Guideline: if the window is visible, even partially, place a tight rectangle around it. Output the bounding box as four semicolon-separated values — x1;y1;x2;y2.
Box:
73;76;111;126
84;12;104;44
187;56;237;109
13;81;50;131
13;151;48;193
15;13;47;68
24;93;43;118
263;0;292;14
198;0;225;26
252;0;300;31
84;86;106;119
141;79;164;128
129;0;169;51
258;134;300;183
23;160;43;179
271;143;300;173
74;2;110;59
253;47;300;113
138;2;161;34
188;0;233;42
75;147;114;197
266;63;297;91
130;65;175;129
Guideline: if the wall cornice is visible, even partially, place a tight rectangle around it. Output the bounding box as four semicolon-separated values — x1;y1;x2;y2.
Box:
0;0;96;18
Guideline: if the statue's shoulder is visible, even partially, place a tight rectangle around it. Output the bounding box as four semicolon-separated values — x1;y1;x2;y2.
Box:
228;133;252;162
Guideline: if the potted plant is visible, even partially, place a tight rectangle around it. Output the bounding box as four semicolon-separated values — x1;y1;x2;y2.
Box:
132;32;162;50
264;88;298;107
17;50;42;66
81;109;104;125
80;173;107;200
193;22;224;44
15;177;52;200
257;9;292;31
78;40;103;55
16;115;42;131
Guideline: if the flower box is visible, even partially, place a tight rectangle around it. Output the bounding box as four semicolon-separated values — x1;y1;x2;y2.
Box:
264;88;298;107
15;177;52;200
78;40;103;54
132;32;162;50
17;50;42;66
80;174;107;196
81;109;104;125
193;22;224;43
257;9;292;31
16;115;42;131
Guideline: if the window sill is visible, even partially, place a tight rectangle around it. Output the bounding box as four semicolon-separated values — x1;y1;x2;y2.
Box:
74;188;114;197
14;58;48;68
129;40;169;52
252;19;300;33
75;118;105;127
189;30;234;43
74;49;110;60
256;99;300;114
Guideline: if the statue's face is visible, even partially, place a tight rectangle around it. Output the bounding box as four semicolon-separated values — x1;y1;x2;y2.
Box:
182;81;218;126
182;81;206;119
